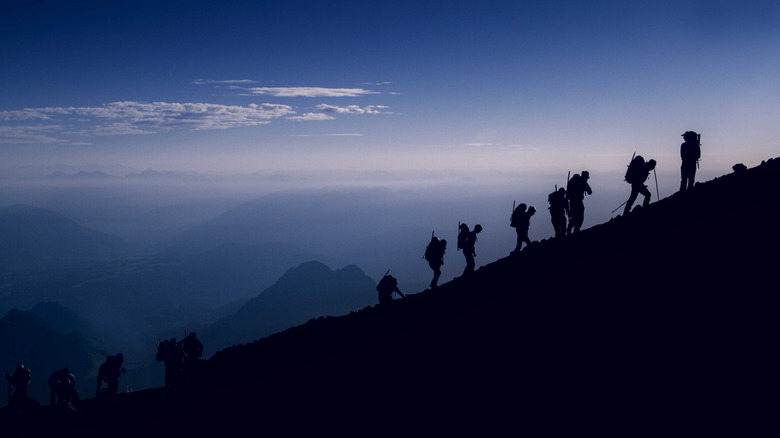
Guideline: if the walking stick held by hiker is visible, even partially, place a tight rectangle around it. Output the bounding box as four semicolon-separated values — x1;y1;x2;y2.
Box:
697;133;701;169
654;167;660;201
612;200;628;214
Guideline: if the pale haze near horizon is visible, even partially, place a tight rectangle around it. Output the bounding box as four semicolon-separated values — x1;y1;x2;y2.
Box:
1;1;779;289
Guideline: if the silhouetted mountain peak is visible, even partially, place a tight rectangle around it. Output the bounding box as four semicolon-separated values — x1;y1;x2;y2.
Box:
30;302;102;345
201;261;376;352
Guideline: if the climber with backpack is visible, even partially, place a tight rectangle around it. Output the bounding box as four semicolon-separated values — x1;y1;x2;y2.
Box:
423;232;447;288
458;223;482;276
623;154;657;215
680;131;701;192
548;187;568;238
566;171;592;234
510;203;536;254
376;271;405;304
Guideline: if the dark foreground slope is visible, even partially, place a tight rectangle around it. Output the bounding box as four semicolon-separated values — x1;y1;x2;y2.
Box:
6;159;780;436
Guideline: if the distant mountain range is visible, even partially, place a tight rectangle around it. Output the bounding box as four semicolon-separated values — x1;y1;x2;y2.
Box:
4;157;777;435
201;261;377;354
0;204;125;268
45;170;116;180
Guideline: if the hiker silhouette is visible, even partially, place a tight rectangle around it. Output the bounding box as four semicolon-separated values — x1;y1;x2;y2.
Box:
510;203;536;254
156;338;185;388
623;155;656;215
182;332;204;364
48;367;78;406
5;364;38;413
96;353;125;398
548;188;569;238
566;171;592;234
458;223;482;275
423;233;447;288
5;364;30;400
376;273;405;304
680;131;701;192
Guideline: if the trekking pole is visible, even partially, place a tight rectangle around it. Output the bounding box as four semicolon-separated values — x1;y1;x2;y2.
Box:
697;133;701;169
653;168;660;201
612;200;628;214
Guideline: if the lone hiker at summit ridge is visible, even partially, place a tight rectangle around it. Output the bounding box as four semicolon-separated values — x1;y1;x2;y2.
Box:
623;155;657;215
510;203;536;254
423;232;447;288
566;171;592;234
680;131;701;192
458;223;482;275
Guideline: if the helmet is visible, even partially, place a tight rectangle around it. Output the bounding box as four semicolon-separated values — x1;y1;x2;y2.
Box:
518;203;527;211
474;224;483;232
647;159;657;170
528;206;536;213
581;171;589;179
682;131;698;141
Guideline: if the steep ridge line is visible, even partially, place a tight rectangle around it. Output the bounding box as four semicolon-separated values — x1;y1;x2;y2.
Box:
5;158;780;435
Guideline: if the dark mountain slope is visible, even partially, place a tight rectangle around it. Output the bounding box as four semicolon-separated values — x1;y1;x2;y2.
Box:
5;158;779;436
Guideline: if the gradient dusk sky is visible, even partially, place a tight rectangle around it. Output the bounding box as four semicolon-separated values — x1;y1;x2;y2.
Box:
1;0;779;180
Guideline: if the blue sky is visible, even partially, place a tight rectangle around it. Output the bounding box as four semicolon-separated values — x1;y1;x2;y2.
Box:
1;0;779;180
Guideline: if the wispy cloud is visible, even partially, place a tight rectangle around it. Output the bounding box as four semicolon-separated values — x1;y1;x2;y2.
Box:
0;102;295;142
315;104;392;114
195;80;395;98
247;87;380;98
287;113;336;121
0;125;69;144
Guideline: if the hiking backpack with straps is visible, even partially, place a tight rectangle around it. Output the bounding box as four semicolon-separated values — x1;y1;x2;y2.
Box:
625;155;647;184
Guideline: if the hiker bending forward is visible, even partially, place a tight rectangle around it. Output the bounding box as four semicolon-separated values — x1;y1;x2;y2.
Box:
377;274;405;304
458;223;482;275
623;156;656;215
510;204;536;254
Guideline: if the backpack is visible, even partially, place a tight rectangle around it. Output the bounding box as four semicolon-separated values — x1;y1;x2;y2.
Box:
424;238;443;262
624;155;646;184
457;226;468;250
566;174;581;197
510;204;525;228
376;275;397;293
